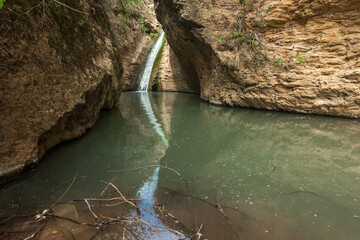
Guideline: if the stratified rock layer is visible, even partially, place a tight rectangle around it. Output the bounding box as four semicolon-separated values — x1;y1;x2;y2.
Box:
155;0;360;117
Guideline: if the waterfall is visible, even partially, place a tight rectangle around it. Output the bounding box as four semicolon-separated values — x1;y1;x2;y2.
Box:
137;30;165;92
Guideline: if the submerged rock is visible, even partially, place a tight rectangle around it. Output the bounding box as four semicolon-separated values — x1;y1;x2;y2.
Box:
53;203;78;220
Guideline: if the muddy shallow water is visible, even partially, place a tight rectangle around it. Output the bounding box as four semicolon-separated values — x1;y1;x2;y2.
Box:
1;92;360;240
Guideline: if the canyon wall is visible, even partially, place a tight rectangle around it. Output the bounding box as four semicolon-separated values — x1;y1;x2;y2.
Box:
0;0;157;181
155;0;360;118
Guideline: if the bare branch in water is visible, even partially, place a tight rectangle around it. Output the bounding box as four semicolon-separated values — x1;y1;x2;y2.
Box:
195;223;203;240
216;185;242;240
155;198;167;224
49;172;78;210
108;165;189;185
100;180;139;209
85;199;100;222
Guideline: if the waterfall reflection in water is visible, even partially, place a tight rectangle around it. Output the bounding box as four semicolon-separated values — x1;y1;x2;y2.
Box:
131;92;181;239
1;92;360;240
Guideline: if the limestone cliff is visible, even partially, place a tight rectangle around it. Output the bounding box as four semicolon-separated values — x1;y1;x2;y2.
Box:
155;0;360;118
0;0;157;181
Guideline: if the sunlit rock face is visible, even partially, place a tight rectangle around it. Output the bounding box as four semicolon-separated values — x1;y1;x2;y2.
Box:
155;0;360;118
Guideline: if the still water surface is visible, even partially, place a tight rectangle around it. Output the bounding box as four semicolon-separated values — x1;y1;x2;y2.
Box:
1;92;360;240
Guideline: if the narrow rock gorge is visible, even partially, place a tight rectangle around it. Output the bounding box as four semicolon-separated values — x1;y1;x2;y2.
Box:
155;0;360;117
0;0;159;181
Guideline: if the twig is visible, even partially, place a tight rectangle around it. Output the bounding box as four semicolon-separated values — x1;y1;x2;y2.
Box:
267;165;277;178
100;181;139;209
100;182;111;198
132;216;160;232
216;185;241;240
283;189;334;203
81;197;125;202
160;186;248;215
45;213;97;227
151;229;164;240
108;165;188;185
23;225;44;240
195;223;203;240
0;214;15;224
49;172;78;210
216;205;241;240
52;0;88;14
123;225;143;240
155;198;167;224
161;186;217;208
0;40;14;58
122;227;126;240
103;201;126;207
101;216;134;224
26;1;43;14
84;199;99;221
130;216;184;236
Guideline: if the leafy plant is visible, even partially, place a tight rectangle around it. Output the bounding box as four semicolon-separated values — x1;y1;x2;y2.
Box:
253;56;258;66
268;5;272;11
140;18;149;33
268;20;275;25
0;0;5;9
297;56;307;63
296;51;307;63
12;4;22;12
78;18;89;26
274;60;283;66
150;32;158;38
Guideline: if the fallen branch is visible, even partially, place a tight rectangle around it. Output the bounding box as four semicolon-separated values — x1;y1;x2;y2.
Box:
23;225;44;240
195;223;203;240
161;186;249;215
100;180;139;209
151;229;164;240
123;225;143;240
49;172;78;210
85;199;99;222
283;189;335;204
155;198;167;224
44;213;98;227
216;184;241;240
108;165;188;185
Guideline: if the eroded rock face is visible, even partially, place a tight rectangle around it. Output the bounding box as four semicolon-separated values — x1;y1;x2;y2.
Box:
155;0;360;117
0;0;156;181
151;43;199;92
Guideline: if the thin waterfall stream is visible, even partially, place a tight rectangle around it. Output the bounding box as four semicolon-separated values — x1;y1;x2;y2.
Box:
138;30;165;92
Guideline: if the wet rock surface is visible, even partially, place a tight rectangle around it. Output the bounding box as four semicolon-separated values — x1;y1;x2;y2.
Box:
154;0;360;118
